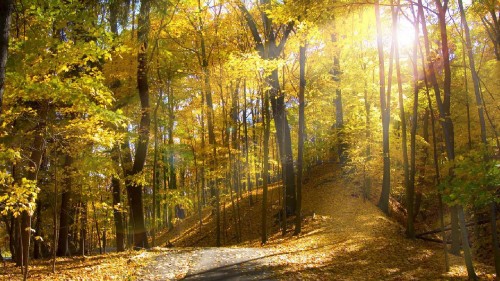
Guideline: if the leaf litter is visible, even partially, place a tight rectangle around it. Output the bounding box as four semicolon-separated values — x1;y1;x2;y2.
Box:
2;163;496;280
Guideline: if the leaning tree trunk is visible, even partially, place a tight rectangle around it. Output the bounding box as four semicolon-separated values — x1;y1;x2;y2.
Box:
458;0;499;275
418;0;461;255
434;1;477;279
425;84;450;271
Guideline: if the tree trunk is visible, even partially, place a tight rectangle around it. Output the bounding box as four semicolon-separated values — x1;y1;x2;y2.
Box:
435;1;476;278
151;83;164;248
261;79;271;245
14;217;20;266
243;82;254;206
124;0;151;249
458;0;487;147
407;1;419;239
230;82;242;242
52;162;57;272
458;1;498;275
92;201;102;254
4;217;15;263
238;1;296;215
490;202;500;276
0;0;13;114
57;155;73;257
457;206;479;280
363;81;372;201
78;202;87;256
375;0;391;215
109;0;126;253
418;0;461;254
167;80;176;191
393;0;411;237
269;69;296;216
111;175;125;252
331;33;347;167
196;0;219;246
425;87;449;271
294;43;306;235
33;200;43;259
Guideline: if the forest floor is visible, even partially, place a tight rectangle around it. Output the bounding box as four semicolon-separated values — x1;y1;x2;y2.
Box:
1;163;497;280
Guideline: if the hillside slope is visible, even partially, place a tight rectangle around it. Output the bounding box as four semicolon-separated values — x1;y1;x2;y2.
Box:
152;163;496;280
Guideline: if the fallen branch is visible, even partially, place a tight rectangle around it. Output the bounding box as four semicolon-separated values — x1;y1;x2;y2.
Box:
416;236;451;244
416;218;494;238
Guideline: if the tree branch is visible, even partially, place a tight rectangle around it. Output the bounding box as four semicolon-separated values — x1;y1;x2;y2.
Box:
236;1;263;52
276;21;294;55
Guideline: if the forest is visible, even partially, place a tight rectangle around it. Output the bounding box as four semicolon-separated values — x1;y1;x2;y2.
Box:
0;0;499;280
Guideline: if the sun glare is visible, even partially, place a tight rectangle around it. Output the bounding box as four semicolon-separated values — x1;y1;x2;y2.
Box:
396;21;416;50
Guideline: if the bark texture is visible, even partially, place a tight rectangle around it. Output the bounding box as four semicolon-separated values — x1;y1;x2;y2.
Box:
0;0;13;114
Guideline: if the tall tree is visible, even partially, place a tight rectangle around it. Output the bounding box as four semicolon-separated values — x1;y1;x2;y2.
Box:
294;41;306;235
124;0;151;249
417;0;461;254
261;77;271;244
458;0;500;275
237;0;297;215
458;0;487;147
434;0;477;279
407;1;419;239
109;0;126;253
375;0;391;215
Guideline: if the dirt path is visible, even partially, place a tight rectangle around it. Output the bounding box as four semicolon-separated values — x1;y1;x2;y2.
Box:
182;248;273;280
137;247;274;280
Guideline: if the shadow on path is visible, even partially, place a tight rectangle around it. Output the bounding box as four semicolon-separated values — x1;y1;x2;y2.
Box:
182;248;274;281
